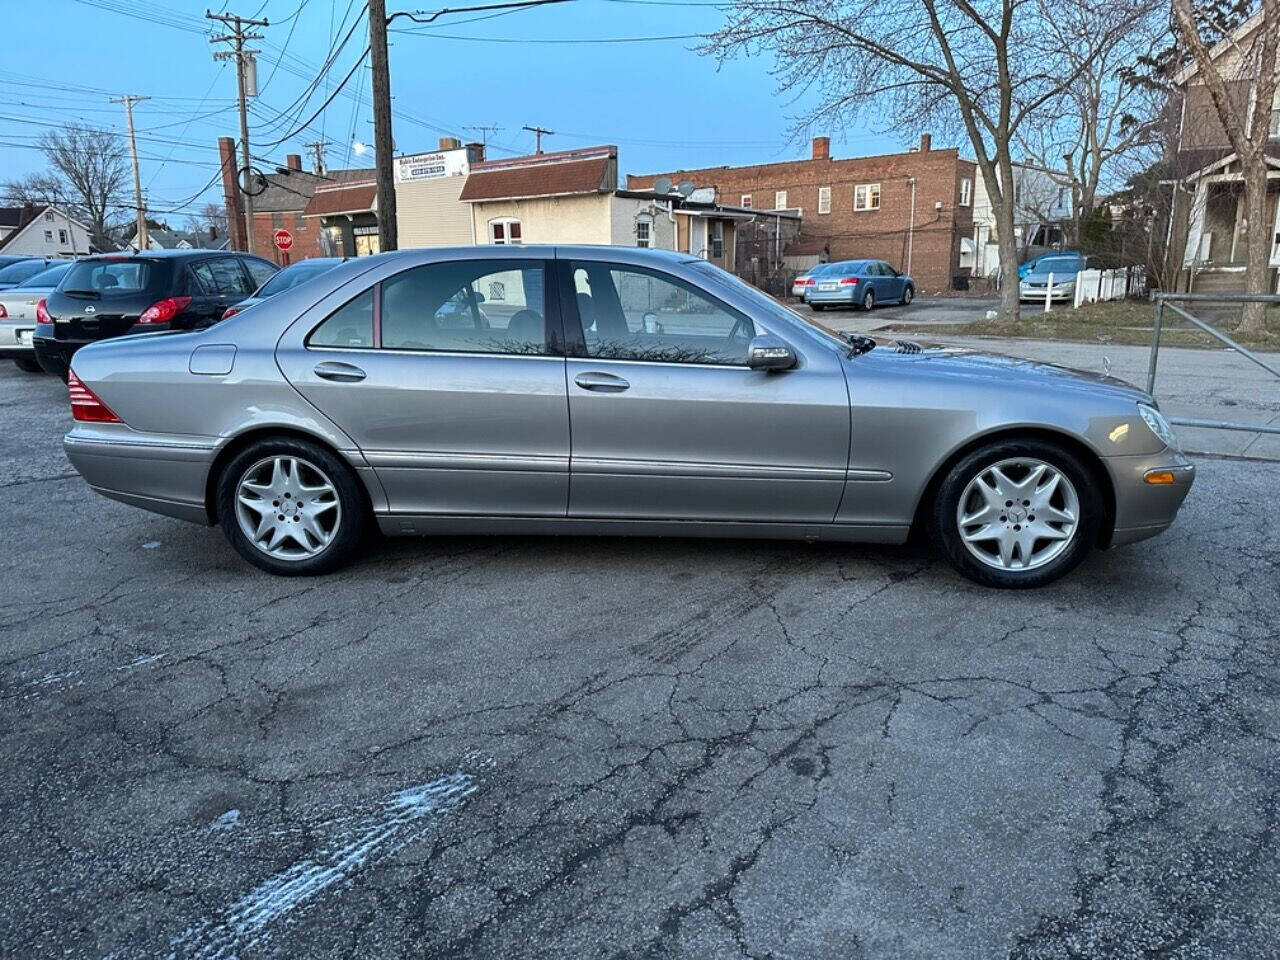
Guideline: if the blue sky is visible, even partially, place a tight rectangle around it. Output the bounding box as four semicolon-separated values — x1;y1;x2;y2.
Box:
2;0;904;224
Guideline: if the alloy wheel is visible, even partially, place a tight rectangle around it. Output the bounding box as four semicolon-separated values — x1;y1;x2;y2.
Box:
234;455;341;561
955;458;1079;571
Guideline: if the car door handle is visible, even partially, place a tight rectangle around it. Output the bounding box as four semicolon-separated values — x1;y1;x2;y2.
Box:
314;360;367;383
574;371;630;392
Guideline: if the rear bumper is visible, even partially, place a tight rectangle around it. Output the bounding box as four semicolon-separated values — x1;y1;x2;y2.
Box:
64;426;216;525
1104;449;1195;547
0;321;36;358
807;288;859;305
32;331;79;377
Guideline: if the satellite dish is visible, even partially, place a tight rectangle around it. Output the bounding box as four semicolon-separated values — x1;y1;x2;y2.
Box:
688;186;716;205
677;180;695;197
653;176;672;195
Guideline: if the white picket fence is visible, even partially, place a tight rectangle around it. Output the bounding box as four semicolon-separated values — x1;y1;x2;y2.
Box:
1071;267;1146;308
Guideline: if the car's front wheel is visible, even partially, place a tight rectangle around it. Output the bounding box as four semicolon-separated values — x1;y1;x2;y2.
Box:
216;437;367;576
930;439;1101;588
13;358;41;373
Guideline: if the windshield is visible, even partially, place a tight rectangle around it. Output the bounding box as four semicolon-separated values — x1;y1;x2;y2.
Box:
0;260;48;285
688;260;852;350
256;260;338;298
60;259;165;299
18;262;72;289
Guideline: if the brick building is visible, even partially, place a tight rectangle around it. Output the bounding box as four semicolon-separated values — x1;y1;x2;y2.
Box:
217;137;374;264
628;135;978;291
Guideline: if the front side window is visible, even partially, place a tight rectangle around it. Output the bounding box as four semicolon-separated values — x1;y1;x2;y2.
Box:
490;218;522;245
309;288;375;348
818;185;832;214
381;259;548;354
570;261;754;366
854;183;881;211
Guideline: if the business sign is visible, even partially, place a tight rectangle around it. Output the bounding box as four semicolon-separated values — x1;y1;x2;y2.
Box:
395;149;470;183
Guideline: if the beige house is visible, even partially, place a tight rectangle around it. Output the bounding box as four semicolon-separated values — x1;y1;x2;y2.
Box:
395;138;485;248
459;146;676;251
1168;11;1280;293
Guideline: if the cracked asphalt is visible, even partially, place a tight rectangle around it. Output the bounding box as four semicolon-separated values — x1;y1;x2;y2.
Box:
2;363;1278;960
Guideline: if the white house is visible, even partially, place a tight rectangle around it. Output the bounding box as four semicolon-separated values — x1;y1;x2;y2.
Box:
395;138;484;248
969;163;1073;277
0;205;93;257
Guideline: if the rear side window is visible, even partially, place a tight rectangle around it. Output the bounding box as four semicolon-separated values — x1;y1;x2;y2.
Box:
309;288;374;348
380;260;549;355
60;259;163;299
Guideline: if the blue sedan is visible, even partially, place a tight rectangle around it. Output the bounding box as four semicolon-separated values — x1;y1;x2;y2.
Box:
805;259;915;311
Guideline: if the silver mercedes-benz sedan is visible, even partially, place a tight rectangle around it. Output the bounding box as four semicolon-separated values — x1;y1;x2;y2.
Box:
62;246;1194;588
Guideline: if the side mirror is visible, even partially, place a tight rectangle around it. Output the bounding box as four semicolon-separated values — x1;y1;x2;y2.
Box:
747;334;797;371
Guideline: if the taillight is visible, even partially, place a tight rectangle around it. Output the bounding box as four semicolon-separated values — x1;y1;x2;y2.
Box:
68;371;121;423
221;305;241;320
800;277;815;286
838;276;860;286
0;303;6;319
35;298;51;324
138;296;192;325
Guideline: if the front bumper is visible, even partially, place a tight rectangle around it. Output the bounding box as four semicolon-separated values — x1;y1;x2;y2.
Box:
64;425;216;525
1104;448;1196;546
1020;286;1074;301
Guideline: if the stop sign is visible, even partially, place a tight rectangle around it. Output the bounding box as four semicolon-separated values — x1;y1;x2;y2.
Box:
272;228;294;251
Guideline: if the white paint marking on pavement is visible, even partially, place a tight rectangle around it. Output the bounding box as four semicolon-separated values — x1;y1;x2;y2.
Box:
142;541;162;550
167;770;478;959
122;653;165;670
209;810;240;831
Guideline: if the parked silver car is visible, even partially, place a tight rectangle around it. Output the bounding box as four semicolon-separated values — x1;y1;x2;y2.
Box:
62;246;1194;587
0;261;72;372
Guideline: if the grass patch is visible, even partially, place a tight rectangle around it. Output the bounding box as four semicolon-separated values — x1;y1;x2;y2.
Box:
883;298;1280;349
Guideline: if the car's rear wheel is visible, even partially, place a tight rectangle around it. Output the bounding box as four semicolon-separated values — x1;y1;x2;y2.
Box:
811;303;825;312
216;437;367;576
930;439;1101;588
861;289;876;310
901;286;914;305
13;358;40;373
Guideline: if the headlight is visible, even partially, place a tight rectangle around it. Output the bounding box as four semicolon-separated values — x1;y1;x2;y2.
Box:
1138;403;1178;449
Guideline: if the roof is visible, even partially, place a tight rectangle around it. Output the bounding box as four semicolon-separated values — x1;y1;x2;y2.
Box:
0;204;93;252
0;206;35;229
302;178;378;218
1173;10;1265;84
76;249;260;261
460;146;616;202
255;166;374;213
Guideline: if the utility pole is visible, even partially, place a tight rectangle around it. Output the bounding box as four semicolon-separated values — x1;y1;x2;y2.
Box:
464;124;503;152
207;9;268;254
368;0;397;252
523;124;554;154
304;139;330;176
111;95;150;250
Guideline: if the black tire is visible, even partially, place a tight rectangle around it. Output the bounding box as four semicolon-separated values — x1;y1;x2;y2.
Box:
216;436;368;576
861;288;876;311
810;303;825;312
930;438;1102;589
901;285;914;305
13;357;41;373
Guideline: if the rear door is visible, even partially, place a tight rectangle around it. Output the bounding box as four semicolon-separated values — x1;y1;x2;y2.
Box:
276;256;571;517
561;256;849;523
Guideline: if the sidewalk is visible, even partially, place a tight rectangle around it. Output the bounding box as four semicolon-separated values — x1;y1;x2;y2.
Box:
892;334;1280;460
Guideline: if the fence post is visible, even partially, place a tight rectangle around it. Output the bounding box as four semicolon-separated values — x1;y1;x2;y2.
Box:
1146;299;1164;394
1045;272;1053;313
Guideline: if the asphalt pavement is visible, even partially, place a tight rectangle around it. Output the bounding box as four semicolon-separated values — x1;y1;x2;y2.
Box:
1;363;1278;959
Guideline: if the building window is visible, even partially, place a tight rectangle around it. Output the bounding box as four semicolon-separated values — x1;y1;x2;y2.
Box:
58;229;68;244
635;215;651;248
959;178;972;207
740;194;752;209
44;211;54;222
489;218;522;245
774;190;787;210
710;220;724;259
43;230;53;241
818;185;832;215
854;183;881;211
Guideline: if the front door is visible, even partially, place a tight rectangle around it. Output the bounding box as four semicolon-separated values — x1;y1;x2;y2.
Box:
277;257;569;517
561;257;849;523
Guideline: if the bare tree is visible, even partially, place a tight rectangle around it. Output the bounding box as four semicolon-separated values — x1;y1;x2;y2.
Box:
704;0;1156;321
2;172;64;207
23;124;128;251
184;202;229;242
1172;0;1279;332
